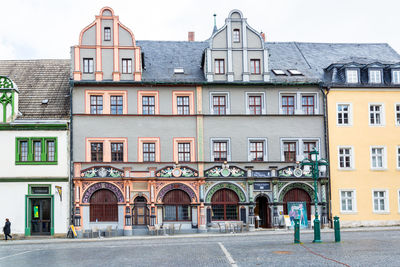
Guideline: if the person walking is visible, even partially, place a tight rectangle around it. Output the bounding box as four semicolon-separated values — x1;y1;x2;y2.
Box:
3;218;12;240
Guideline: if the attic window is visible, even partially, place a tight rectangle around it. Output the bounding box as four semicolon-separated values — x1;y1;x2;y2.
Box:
174;68;184;74
288;69;302;75
272;69;286;75
42;99;49;105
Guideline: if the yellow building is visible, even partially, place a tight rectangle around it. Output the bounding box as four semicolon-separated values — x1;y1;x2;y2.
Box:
326;62;400;226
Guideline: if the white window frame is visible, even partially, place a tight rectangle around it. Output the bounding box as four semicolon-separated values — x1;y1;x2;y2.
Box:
247;138;268;162
337;146;355;170
339;189;357;213
369;103;385;126
245;92;266;115
278;91;319;115
280;138;321;162
392;70;400;84
372;189;389;213
398;189;400;213
369;69;382;84
83;58;94;74
397;146;400;170
209;92;230;115
346;69;359;84
210;138;231;162
395;103;400;126
336;103;353;126
370;146;387;170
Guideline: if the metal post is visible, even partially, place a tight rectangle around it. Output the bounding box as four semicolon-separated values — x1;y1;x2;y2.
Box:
313;165;321;243
294;218;300;244
334;216;341;242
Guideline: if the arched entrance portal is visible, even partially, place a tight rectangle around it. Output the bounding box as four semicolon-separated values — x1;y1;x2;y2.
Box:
283;188;311;219
133;196;148;225
90;189;118;222
255;195;271;228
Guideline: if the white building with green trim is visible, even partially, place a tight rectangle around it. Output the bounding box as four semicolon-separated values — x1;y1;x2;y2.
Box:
0;60;71;236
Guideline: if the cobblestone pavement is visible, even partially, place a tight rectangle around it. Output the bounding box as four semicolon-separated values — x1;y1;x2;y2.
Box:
0;230;399;267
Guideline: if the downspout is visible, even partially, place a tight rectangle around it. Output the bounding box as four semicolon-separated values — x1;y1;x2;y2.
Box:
69;80;74;226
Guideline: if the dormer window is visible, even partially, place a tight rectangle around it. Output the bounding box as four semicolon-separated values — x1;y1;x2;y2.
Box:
104;27;111;41
233;29;240;43
346;69;358;83
250;59;261;74
369;70;382;84
392;70;400;84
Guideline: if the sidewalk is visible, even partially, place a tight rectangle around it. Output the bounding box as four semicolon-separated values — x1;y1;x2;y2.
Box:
1;225;400;245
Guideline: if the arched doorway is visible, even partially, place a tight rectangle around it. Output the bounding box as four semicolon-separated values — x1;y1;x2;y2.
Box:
90;189;118;222
283;188;311;220
163;190;191;221
211;189;239;221
133;196;148;225
255;195;271;228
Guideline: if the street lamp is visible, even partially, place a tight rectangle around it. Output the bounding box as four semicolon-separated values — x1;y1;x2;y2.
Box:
300;148;328;243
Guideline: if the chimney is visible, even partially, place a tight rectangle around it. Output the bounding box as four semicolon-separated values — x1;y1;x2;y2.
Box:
261;32;266;42
188;31;195;42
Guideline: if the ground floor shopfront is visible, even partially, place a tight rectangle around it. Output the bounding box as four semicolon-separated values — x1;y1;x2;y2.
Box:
0;179;69;236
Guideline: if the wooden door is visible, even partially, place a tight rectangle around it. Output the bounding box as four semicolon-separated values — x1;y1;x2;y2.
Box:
283;188;311;218
90;189;118;222
31;198;51;235
134;196;148;225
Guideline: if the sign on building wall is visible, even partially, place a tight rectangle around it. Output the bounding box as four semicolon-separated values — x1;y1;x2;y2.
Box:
253;182;271;191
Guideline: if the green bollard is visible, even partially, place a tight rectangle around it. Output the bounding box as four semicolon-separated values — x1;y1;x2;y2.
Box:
294;218;300;244
334;216;341;242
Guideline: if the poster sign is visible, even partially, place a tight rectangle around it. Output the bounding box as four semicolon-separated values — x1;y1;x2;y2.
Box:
34;206;39;218
287;202;308;229
284;215;291;227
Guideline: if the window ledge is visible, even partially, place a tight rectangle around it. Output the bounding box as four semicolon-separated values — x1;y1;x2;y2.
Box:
373;211;390;215
16;161;58;165
338;168;355;171
370;168;387;171
340;211;358;215
368;124;386;127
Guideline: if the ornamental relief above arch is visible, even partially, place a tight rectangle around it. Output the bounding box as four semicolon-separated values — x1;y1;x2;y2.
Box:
156;183;198;203
277;182;315;202
81;182;125;203
205;182;247;203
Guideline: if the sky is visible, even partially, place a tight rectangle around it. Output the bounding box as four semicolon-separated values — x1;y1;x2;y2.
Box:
1;0;400;59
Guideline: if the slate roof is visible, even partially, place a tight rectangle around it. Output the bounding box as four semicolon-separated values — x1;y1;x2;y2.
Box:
0;60;70;120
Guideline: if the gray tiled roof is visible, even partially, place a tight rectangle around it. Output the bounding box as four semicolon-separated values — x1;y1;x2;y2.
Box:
0;60;70;120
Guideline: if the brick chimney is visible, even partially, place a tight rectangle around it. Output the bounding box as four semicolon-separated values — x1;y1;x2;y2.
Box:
188;31;195;42
261;32;266;42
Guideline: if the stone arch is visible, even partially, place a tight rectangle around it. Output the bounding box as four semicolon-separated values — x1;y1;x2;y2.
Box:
100;6;114;16
205;182;246;203
278;182;315;202
131;192;150;203
82;182;124;203
254;192;271;202
156;183;197;203
229;9;243;18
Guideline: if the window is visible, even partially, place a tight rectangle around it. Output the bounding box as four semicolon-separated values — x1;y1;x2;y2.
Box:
248;96;262;115
233;29;240;43
371;147;385;169
177;96;190;115
283;142;296;162
143;143;156;162
392;70;400;84
369;104;384;125
91;143;103;162
250;59;261;74
282;96;295;115
301;96;315;115
104;27;111;41
122;59;132;74
337;104;351;125
110;96;123;115
142;96;155;115
111;143;123;162
373;190;388;212
396;104;400;125
16;137;57;165
397;146;400;169
211;189;239;220
288;69;302;75
250;141;264;161
340;190;356;212
369;70;382;84
272;69;286;75
213;141;228;162
303;142;316;159
177;143;191;162
83;58;94;74
215;59;225;74
346;69;358;83
90;95;103;114
338;147;353;169
163;190;191;221
213;96;226;115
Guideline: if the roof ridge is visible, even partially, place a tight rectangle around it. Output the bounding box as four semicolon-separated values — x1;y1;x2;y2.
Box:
266;41;390;46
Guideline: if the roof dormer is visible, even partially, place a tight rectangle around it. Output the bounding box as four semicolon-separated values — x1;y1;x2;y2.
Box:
0;76;19;123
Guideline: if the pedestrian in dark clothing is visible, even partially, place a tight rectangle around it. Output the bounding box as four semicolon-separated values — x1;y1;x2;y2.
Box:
3;218;12;240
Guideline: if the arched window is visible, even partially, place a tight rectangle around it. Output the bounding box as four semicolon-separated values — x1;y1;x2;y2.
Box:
211;188;239;220
90;189;118;222
163;190;191;221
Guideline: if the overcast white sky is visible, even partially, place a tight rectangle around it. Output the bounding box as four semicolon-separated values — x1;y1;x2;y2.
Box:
1;0;400;59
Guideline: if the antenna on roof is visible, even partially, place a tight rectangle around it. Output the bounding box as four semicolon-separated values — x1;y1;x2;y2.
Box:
212;14;218;34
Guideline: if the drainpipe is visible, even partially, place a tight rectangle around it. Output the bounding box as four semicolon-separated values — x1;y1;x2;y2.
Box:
69;80;74;227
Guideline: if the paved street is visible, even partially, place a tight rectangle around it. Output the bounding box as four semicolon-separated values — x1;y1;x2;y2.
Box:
0;230;399;267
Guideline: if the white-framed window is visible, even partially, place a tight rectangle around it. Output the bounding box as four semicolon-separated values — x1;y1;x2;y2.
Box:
338;146;354;169
214;59;225;74
346;69;358;83
210;138;231;162
122;59;132;74
370;146;386;169
279;92;318;115
395;104;400;126
104;27;111;41
248;138;268;162
245;92;266;115
397;146;400;169
280;138;320;162
210;92;230;115
340;190;356;212
83;58;94;74
372;190;389;212
233;29;240;43
369;104;384;126
337;103;352;126
369;70;382;84
392;70;400;84
398;189;400;213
